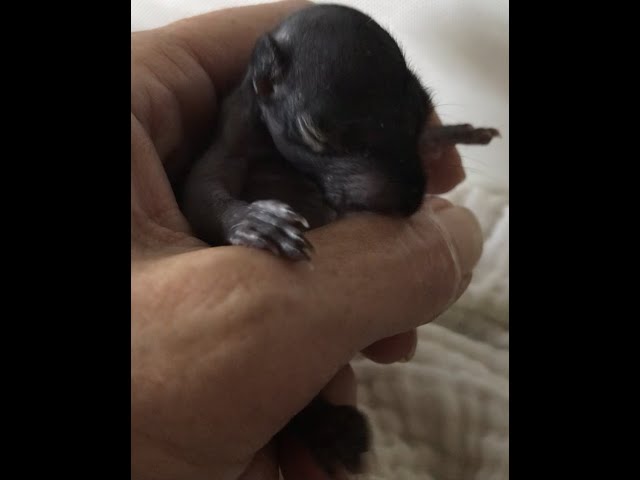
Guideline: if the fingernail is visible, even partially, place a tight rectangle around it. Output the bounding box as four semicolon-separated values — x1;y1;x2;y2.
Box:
430;205;483;276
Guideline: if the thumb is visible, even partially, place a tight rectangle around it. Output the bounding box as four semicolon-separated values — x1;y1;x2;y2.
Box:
299;196;483;351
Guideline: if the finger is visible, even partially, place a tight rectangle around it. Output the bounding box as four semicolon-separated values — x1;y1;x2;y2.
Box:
361;329;417;364
421;112;466;194
165;0;311;94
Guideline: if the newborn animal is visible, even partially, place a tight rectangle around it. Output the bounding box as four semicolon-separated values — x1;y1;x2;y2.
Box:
181;3;499;476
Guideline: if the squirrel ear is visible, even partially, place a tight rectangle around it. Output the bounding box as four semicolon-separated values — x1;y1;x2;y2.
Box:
251;34;287;98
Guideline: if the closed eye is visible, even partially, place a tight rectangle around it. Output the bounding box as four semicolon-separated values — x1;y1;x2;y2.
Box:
297;114;327;153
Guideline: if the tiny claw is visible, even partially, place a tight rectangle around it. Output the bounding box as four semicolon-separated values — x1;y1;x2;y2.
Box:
281;226;315;253
291;211;310;229
282;207;309;228
276;239;312;262
481;127;500;137
479;127;500;144
229;228;281;257
286;247;311;262
263;241;281;257
299;235;315;253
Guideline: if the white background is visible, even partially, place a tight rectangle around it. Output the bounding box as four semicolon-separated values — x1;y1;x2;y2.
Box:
132;0;509;194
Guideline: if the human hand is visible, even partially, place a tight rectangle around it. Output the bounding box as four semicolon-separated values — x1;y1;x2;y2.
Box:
131;1;483;479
